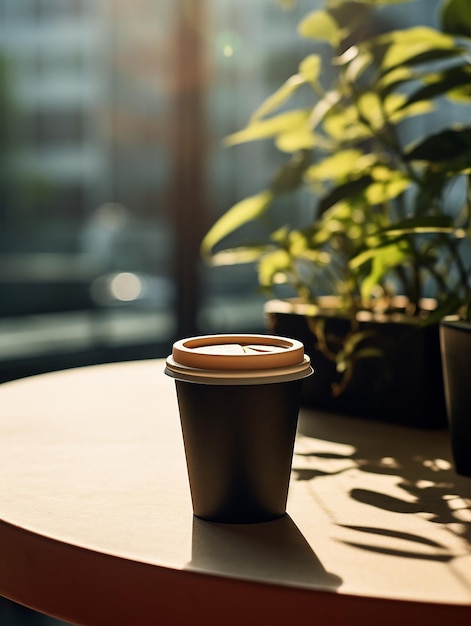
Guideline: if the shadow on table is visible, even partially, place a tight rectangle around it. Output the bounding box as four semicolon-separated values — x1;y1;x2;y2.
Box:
186;513;342;591
296;410;471;556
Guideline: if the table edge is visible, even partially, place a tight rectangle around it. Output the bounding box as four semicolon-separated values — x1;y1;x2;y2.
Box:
1;518;470;626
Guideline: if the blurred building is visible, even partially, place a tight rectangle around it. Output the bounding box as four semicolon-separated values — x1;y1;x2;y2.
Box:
0;0;440;373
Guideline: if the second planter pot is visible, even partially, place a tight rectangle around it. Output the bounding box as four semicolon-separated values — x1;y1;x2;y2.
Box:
440;317;471;476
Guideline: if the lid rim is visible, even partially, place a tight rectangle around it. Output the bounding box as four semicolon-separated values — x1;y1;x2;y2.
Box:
164;359;313;385
171;333;306;371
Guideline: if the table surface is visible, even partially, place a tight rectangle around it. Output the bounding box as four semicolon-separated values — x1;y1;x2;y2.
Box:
1;359;471;626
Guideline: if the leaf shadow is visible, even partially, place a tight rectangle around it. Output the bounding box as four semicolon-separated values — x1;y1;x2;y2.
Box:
294;410;471;557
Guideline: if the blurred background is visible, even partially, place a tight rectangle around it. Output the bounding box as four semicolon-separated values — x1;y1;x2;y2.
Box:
0;1;312;621
0;0;439;623
0;0;317;388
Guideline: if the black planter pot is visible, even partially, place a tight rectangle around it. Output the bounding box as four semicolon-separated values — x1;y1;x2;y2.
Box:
265;299;447;429
440;318;471;476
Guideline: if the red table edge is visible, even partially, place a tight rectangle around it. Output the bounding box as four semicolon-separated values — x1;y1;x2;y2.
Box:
1;519;469;626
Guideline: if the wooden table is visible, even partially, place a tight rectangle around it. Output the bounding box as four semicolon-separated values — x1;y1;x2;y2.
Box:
1;360;470;625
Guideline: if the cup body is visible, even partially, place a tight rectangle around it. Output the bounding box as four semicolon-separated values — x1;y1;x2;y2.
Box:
176;378;302;523
165;334;313;523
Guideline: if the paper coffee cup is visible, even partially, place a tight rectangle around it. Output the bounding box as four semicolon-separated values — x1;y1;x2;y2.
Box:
165;334;313;523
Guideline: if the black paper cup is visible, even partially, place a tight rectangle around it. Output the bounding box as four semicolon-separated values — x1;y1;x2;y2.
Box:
165;334;313;523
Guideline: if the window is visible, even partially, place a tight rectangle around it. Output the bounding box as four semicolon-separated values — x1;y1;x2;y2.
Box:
0;0;439;387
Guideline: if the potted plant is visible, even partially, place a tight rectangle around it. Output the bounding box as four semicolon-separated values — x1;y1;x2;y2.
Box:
202;0;471;428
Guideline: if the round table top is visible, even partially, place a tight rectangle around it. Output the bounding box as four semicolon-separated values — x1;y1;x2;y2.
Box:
1;359;471;625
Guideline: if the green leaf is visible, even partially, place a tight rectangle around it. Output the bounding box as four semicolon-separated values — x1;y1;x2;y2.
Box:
365;169;411;204
383;47;462;76
405;126;471;167
378;25;455;49
299;54;322;86
441;0;471;39
376;27;457;74
209;246;273;267
323;103;371;142
356;243;410;300
388;99;434;124
258;249;292;287
306;149;368;182
399;65;471;109
298;10;341;47
225;110;311;146
318;175;373;214
355;348;384;361
201;190;273;255
275;127;317;152
377;66;415;97
250;74;306;123
377;215;455;237
447;82;471;102
357;92;421;130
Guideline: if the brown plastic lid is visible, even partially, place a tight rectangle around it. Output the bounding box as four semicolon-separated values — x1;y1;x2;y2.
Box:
165;334;313;385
